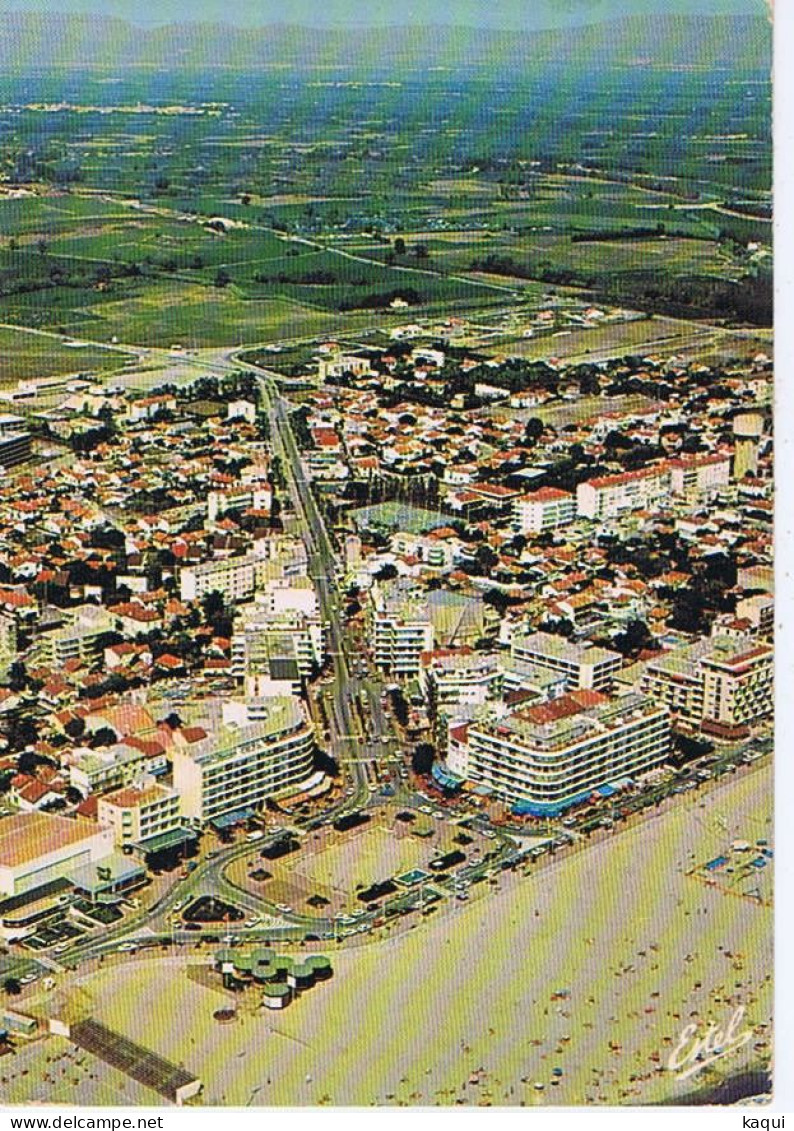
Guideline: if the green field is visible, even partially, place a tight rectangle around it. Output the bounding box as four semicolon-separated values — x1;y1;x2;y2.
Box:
0;169;771;354
0;326;131;385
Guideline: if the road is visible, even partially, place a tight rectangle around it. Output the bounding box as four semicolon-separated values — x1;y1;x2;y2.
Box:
262;378;385;808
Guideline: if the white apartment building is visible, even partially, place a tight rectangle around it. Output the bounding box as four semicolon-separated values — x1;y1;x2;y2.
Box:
641;636;773;737
231;590;325;682
171;697;315;825
125;394;177;423
390;531;459;571
98;780;183;848
67;744;148;798
252;534;310;579
510;631;622;692
207;484;272;524
369;580;434;676
420;650;502;711
37;605;116;667
448;690;670;815
317;352;374;382
513;487;576;535
577;465;672;520
668;453;731;500
180;553;259;603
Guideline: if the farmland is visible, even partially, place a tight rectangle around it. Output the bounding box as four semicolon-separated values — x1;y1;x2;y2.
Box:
0;325;132;385
0;26;772;357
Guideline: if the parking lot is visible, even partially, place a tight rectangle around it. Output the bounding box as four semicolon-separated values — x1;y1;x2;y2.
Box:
227;809;493;920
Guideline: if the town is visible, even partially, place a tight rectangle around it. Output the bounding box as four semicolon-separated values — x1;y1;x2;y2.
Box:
0;1;773;1110
0;307;773;1102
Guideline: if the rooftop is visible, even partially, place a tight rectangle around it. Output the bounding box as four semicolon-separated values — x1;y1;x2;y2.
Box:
512;631;621;668
0;812;106;869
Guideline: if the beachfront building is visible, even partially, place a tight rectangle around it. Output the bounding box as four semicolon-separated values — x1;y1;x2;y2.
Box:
642;636;773;738
510;631;622;692
97;780;183;849
447;691;670;815
171;697;316;826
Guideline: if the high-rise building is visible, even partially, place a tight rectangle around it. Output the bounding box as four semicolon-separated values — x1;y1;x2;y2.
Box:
510;631;622;692
448;691;669;816
171;697;315;825
369;580;434;675
642;636;773;738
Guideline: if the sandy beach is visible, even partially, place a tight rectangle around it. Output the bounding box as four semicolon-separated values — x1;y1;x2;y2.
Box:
6;762;772;1107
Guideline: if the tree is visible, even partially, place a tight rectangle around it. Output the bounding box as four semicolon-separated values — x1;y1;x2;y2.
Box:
412;743;435;775
7;661;26;692
64;717;86;741
524;418;544;445
375;562;398;581
390;689;409;727
613;618;654;658
201;590;226;623
470;544;498;575
3;977;21;996
540;617;575;638
394;237;406;255
11;725;40;760
91;727;117;748
313;748;339;777
214;268;231;288
483;588;510;615
578;370;601;396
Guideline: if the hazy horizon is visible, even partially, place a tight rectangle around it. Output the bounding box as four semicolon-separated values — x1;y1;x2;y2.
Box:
0;0;770;30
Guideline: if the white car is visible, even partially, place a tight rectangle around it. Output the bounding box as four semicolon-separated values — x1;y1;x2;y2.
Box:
419;805;433;815
483;830;497;839
117;942;138;953
246;830;264;842
53;942;70;954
